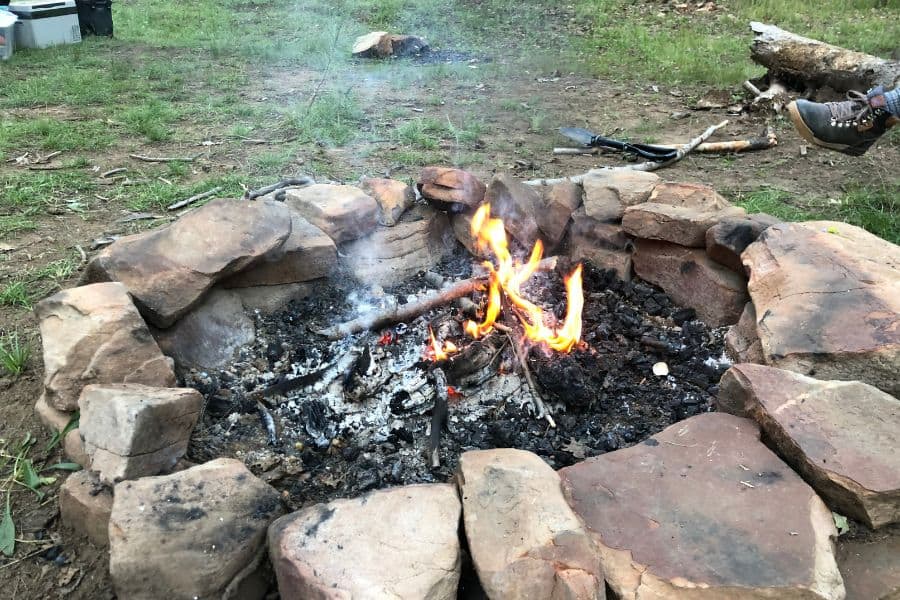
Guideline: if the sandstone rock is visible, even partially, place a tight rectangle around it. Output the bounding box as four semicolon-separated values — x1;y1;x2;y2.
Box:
352;31;428;58
35;394;88;467
538;181;583;247
222;213;336;287
742;221;900;394
633;239;748;326
459;449;604;600
110;458;283;600
725;302;764;363
59;469;112;547
560;412;845;600
82;199;291;328
837;530;900;600
484;173;543;248
451;211;486;258
35;282;176;411
567;210;632;280
232;281;317;315
647;180;732;209
269;483;460;599
716;364;900;529
79;383;203;484
418;166;486;209
706;214;781;272
622;202;746;247
360;177;415;226
581;170;660;222
153;287;255;372
284;184;379;244
342;205;452;286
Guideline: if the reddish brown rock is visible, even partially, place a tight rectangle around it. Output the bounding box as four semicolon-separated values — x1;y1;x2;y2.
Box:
450;211;486;258
82;199;291;327
359;177;415;226
222;213;336;288
537;181;583;247
35;394;88;467
35;282;176;411
418;167;486;209
284;184;379;244
716;364;900;529
622;202;746;247
560;412;845;600
153;287;255;372
59;469;112;547
79;384;203;484
725;302;764;363
110;459;283;600
567;209;632;280
648;181;732;209
742;221;900;394
341;205;453;286
633;239;748;326
459;449;604;600
837;530;900;600
269;484;460;599
581;170;660;222
706;214;781;272
484;174;544;248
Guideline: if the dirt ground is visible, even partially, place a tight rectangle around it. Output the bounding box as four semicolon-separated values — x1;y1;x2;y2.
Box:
1;36;898;600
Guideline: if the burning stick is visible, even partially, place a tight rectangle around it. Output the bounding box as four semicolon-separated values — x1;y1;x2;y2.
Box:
313;256;558;339
499;325;556;428
429;368;450;468
525;120;729;187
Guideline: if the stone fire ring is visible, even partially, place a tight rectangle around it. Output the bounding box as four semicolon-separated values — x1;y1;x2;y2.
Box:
36;168;899;599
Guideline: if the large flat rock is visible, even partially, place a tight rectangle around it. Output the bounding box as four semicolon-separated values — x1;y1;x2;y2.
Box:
269;483;461;599
717;364;900;529
284;184;379;243
35;282;176;411
581;170;660;222
725;302;764;363
560;412;845;600
742;221;900;395
567;208;632;280
633;239;748;326
418;166;486;209
110;458;283;600
537;180;583;247
622;202;746;248
837;528;900;600
458;449;604;600
359;177;415;226
82;199;292;327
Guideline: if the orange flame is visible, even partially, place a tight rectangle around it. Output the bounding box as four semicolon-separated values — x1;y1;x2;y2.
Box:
427;326;458;362
464;204;583;352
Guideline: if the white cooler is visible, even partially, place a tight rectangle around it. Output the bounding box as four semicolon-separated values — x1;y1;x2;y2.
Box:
9;0;81;49
0;11;17;60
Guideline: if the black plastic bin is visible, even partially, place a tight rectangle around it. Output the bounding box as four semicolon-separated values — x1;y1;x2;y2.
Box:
75;0;113;37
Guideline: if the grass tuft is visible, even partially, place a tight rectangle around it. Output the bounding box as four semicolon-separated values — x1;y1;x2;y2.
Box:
0;332;31;376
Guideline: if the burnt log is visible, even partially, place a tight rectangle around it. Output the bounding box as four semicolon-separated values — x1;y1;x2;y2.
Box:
750;22;900;93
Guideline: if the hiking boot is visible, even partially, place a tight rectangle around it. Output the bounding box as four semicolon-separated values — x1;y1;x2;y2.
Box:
787;86;898;156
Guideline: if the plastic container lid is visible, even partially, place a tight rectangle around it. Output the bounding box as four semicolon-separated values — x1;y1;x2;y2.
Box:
0;11;17;25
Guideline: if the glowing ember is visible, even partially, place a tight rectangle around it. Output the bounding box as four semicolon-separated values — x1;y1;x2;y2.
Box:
464;204;584;352
427;326;458;362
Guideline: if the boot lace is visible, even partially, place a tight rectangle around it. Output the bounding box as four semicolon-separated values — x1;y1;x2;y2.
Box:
827;91;878;128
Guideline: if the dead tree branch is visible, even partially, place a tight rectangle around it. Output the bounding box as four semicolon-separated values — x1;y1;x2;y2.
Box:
129;154;199;163
245;176;315;200
166;187;223;211
526;120;728;187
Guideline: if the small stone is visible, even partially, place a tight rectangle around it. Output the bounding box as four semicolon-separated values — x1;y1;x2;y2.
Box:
269;483;460;599
359;177;415;226
537;180;583;247
459;449;605;600
153;287;255;372
109;459;283;600
716;364;900;529
418;166;487;209
35;282;176;411
705;214;781;272
59;470;112;547
34;394;88;467
82;199;292;328
284;184;379;244
79;383;203;484
622;202;746;248
581;170;660;222
633;239;748;326
652;361;669;376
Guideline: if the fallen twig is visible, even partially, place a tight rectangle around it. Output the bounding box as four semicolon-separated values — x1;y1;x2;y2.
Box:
313;257;558;339
500;326;555;428
429;368;449;468
166;186;223;211
245;176;314;200
257;400;278;445
129;153;199;163
101;167;127;178
526;120;729;186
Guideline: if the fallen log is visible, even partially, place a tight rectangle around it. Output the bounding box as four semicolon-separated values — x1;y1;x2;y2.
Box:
750;22;900;93
314;256;558;339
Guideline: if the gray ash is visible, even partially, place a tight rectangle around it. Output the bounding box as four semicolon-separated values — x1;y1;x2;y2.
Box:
184;263;728;510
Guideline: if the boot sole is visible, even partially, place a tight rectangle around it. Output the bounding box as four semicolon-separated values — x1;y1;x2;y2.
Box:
786;101;866;157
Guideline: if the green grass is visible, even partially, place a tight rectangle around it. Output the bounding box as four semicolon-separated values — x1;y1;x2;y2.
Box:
0;282;32;309
0;332;30;376
282;91;365;146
